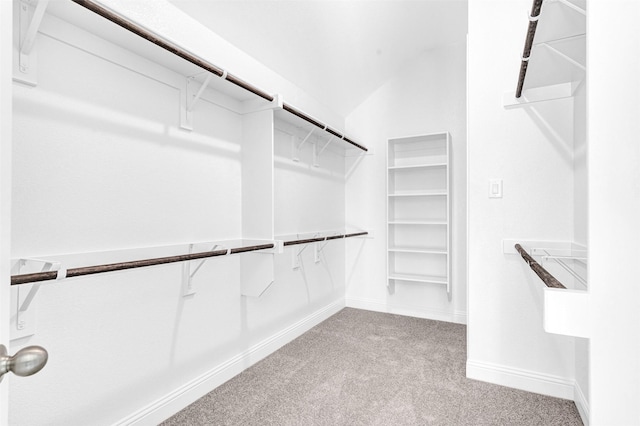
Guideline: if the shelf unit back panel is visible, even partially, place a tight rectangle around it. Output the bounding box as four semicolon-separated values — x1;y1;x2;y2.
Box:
388;167;447;194
389;225;448;252
389;136;448;167
389;251;448;278
388;196;448;222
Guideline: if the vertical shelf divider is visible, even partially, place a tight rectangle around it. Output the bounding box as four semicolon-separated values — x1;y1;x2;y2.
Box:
240;109;275;297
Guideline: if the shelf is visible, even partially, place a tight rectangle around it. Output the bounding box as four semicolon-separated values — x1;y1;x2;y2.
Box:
388;247;447;255
388;220;447;226
388;162;447;170
388;273;448;285
46;1;368;153
388;191;447;197
505;239;589;338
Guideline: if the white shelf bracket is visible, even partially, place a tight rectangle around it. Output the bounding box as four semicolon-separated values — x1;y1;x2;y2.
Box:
555;0;586;16
187;73;213;112
313;136;335;167
291;240;315;270
181;244;223;296
181;74;214;130
15;0;49;86
293;128;315;162
540;43;586;71
11;257;62;340
180;78;193;131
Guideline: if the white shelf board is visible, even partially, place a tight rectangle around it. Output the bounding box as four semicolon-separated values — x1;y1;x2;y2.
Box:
388;163;447;170
388;247;447;255
388;132;449;144
523;44;585;92
534;0;586;44
388;220;448;226
388;273;448;285
388;190;447;197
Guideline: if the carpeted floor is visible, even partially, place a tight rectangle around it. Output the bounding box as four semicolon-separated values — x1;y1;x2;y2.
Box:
162;308;582;425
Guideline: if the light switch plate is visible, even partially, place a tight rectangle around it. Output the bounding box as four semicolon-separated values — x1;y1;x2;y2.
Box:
489;179;503;198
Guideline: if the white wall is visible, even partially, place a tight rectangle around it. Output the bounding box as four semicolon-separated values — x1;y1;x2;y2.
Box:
344;42;467;323
8;8;351;425
467;0;576;398
588;0;640;423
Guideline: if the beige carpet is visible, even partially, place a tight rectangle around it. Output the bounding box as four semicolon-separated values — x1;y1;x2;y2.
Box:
162;308;582;425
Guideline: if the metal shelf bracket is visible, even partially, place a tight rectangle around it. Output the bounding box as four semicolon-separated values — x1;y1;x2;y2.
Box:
293;128;315;162
14;0;49;86
181;243;223;296
10;257;62;339
313;135;335;167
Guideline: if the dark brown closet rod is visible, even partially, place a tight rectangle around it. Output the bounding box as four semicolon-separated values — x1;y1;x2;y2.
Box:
281;104;368;152
514;243;566;289
11;243;275;286
283;232;368;247
515;0;544;98
70;0;368;153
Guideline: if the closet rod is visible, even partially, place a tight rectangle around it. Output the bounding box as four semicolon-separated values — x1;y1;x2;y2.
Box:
11;243;275;286
516;0;545;98
514;243;566;289
71;0;273;102
283;231;368;247
70;0;368;153
282;103;368;152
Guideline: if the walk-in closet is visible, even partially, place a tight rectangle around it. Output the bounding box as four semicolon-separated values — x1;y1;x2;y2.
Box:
1;0;639;425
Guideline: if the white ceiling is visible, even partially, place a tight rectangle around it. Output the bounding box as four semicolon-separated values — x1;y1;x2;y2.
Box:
168;0;468;117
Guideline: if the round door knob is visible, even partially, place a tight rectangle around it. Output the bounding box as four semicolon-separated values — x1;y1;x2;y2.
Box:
0;344;48;382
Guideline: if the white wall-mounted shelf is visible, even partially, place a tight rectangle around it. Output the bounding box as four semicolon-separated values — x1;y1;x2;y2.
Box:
388;247;447;255
387;132;451;299
388;191;448;197
388;220;448;226
388;272;448;286
504;239;589;338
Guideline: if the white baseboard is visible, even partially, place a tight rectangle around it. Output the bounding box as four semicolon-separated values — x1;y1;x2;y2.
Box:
574;379;590;426
466;359;575;400
115;298;345;426
346;296;467;324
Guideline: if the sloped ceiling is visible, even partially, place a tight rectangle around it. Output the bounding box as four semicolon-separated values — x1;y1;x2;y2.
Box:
169;0;468;117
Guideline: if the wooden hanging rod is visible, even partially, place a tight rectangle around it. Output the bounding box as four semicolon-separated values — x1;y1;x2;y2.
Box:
515;0;545;98
514;243;566;289
70;0;368;152
11;243;275;286
282;103;368;152
283;232;368;247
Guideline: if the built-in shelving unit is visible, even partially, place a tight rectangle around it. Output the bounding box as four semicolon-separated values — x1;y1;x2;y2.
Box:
386;133;451;299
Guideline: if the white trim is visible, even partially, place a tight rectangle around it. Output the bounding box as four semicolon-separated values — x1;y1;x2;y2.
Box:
466;359;574;400
346;296;466;325
114;298;345;426
574;379;590;426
